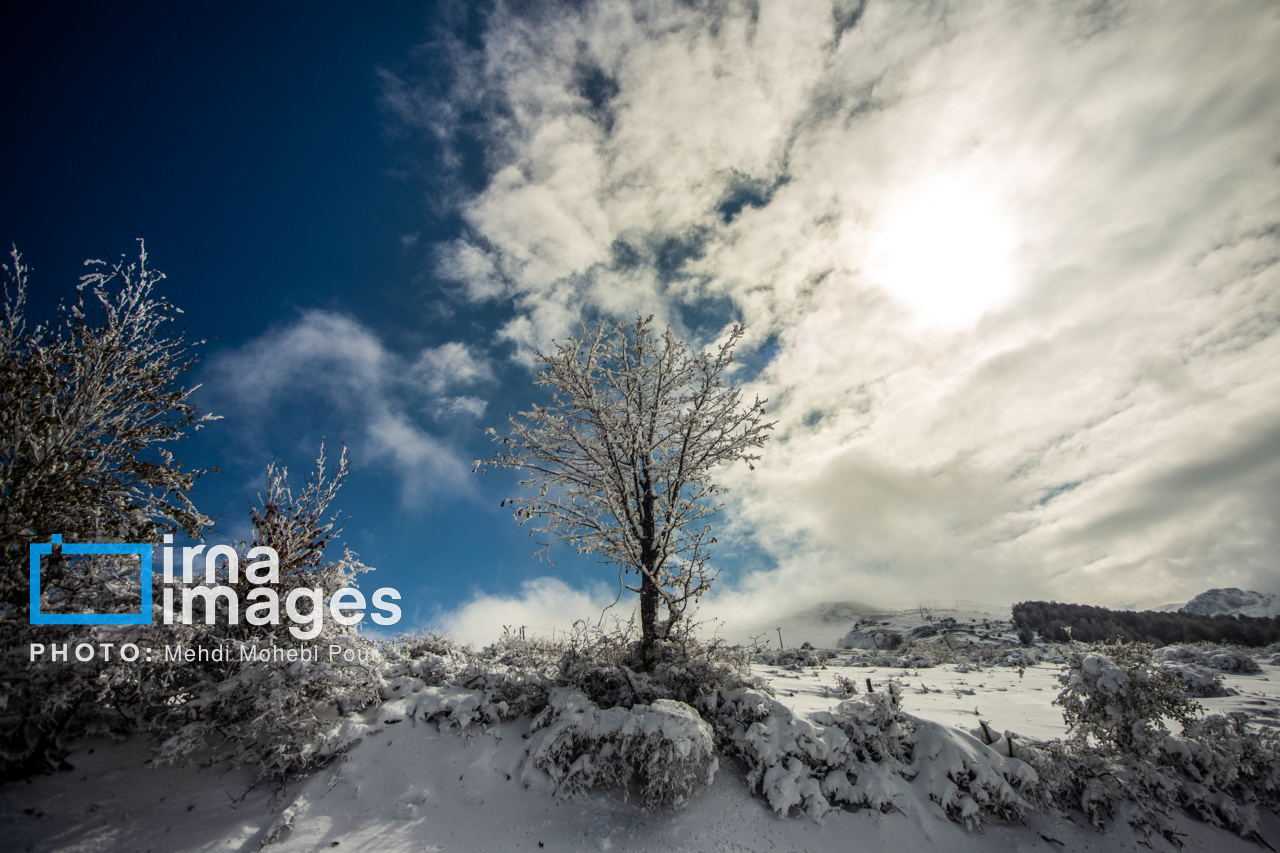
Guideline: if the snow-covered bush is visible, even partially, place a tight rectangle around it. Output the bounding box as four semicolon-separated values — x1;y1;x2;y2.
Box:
700;683;1034;828
838;648;935;669
1164;712;1280;834
527;688;718;810
997;647;1039;668
831;673;860;697
752;646;831;668
1009;640;1280;846
1;245;216;779
1018;713;1280;847
1016;738;1188;845
859;637;1023;671
1055;641;1200;754
1205;650;1262;673
907;719;1036;828
1164;663;1231;698
381;631;472;685
143;633;380;778
526;624;760;710
1157;644;1261;673
374;628;768;814
702;687;847;817
374;625;757;810
138;448;384;780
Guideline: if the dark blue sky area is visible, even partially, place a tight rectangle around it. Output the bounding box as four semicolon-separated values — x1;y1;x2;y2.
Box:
4;3;431;331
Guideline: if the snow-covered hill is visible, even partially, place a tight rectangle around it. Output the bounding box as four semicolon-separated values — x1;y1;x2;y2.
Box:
835;604;1016;651
1180;588;1280;618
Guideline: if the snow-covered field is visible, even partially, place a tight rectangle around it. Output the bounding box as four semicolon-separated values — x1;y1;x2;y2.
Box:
5;608;1280;852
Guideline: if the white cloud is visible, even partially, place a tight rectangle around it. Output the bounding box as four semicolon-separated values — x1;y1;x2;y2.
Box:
437;577;628;646
207;310;495;505
411;341;496;395
404;0;1280;616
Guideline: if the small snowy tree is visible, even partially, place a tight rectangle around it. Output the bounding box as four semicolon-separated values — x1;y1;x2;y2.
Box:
0;243;216;777
1;242;215;621
1055;641;1201;754
477;316;771;667
142;445;382;779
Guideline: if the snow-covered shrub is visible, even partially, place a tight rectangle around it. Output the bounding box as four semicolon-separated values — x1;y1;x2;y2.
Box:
839;648;935;669
1016;739;1187;846
543;625;760;711
831;674;860;697
734;689;846;815
700;684;1033;829
1;245;216;779
380;631;472;685
1179;712;1280;811
140;448;384;780
1039;646;1067;664
1055;641;1200;754
375;626;758;760
700;687;868;818
370;629;759;815
1204;650;1261;673
1158;645;1261;674
997;647;1039;668
1164;663;1231;698
0;624;145;778
1008;641;1280;846
527;688;718;810
144;633;380;778
1018;713;1280;847
907;719;1036;828
752;647;832;668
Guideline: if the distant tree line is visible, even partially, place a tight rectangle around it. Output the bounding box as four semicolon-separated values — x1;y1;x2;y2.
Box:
1012;601;1280;647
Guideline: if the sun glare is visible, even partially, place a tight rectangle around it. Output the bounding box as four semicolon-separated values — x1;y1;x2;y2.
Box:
872;180;1017;328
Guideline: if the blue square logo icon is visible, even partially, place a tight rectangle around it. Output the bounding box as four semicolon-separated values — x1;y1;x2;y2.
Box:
29;534;153;625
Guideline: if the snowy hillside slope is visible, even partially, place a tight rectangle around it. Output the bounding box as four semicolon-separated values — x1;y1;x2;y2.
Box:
5;650;1279;852
835;605;1017;652
747;601;1011;651
1182;588;1280;618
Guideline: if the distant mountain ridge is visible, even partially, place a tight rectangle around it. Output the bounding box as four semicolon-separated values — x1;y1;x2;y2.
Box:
1180;588;1280;618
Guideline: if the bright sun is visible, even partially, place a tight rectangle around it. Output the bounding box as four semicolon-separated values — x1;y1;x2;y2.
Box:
872;180;1017;328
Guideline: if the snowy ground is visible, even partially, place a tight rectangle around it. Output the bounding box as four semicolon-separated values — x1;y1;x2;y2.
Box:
5;612;1280;852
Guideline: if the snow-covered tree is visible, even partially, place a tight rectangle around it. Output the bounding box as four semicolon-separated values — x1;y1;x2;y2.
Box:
141;445;383;780
219;442;375;647
1055;641;1201;754
477;316;772;666
0;242;215;621
0;242;215;776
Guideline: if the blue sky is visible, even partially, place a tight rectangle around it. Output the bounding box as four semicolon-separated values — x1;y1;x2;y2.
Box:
6;1;1280;642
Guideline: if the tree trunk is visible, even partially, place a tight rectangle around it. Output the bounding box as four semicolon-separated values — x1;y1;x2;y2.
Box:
638;473;659;670
639;563;659;670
